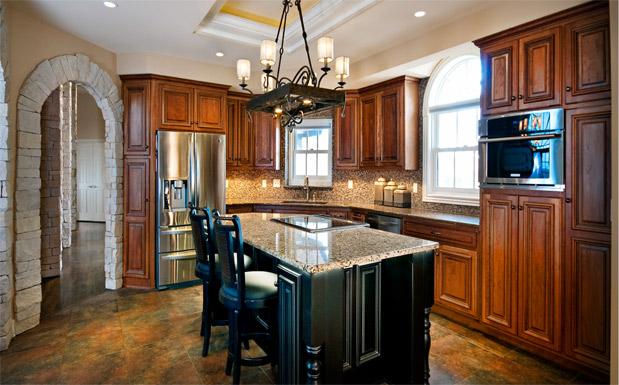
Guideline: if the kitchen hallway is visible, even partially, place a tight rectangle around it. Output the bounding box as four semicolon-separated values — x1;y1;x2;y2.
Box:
0;234;602;385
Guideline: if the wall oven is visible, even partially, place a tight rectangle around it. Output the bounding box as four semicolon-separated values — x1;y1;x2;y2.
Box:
479;108;564;188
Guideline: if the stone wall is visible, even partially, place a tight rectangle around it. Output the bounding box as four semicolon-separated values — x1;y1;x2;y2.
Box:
0;0;14;351
40;89;61;277
60;83;76;248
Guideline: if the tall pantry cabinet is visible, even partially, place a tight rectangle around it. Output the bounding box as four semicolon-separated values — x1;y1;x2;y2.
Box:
121;74;229;288
475;0;611;378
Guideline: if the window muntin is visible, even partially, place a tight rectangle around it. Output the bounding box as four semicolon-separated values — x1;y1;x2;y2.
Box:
423;54;481;206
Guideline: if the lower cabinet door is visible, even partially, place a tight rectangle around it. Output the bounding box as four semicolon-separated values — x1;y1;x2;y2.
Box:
517;195;562;351
123;218;152;286
565;235;611;369
435;245;478;318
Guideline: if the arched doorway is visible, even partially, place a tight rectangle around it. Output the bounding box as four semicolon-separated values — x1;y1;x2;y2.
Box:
13;54;123;334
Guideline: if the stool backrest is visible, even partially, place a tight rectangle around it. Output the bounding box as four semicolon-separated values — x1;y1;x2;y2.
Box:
213;215;246;304
189;207;217;281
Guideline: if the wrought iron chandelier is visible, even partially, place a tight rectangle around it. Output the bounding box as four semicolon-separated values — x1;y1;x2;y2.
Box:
235;0;349;130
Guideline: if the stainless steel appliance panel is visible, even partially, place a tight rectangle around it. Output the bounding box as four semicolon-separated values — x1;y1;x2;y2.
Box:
158;226;194;253
194;133;226;213
158;254;197;287
157;131;192;227
366;213;402;234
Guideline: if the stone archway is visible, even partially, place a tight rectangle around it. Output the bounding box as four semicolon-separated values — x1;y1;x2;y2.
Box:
0;0;13;350
14;54;123;334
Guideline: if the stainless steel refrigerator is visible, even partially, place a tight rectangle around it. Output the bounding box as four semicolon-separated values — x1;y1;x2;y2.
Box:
156;131;226;289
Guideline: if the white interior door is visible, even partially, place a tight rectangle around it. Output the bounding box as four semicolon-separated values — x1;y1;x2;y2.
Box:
77;139;105;222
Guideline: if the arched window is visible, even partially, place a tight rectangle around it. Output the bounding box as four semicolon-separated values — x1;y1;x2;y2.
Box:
423;54;481;206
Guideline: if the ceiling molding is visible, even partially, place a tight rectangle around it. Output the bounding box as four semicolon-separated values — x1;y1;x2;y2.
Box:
195;0;380;52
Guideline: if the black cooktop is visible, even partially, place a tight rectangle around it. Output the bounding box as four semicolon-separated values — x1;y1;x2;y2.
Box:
270;214;369;233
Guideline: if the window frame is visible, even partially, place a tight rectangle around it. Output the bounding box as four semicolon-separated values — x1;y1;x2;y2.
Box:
423;54;481;207
287;118;333;187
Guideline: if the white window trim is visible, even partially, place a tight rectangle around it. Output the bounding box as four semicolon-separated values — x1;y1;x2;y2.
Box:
423;54;481;207
287;119;333;187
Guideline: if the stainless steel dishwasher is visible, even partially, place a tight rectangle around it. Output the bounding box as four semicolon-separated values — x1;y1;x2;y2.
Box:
365;213;402;234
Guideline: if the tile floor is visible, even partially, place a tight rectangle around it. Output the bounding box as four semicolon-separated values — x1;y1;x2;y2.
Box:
0;223;605;384
0;285;603;385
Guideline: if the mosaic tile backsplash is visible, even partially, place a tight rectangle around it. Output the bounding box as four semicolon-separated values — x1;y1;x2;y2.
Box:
226;79;480;217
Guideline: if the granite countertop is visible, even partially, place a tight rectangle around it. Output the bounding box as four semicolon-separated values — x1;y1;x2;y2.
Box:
229;213;439;274
226;199;480;227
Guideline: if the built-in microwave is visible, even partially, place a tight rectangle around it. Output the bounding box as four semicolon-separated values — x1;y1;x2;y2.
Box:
478;108;564;188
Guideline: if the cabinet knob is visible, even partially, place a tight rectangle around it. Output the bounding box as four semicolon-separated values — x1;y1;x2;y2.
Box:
511;96;516;101
511;205;515;210
518;205;522;210
145;198;149;203
430;231;442;236
144;144;149;149
518;95;523;100
566;86;571;92
435;251;439;256
566;198;571;203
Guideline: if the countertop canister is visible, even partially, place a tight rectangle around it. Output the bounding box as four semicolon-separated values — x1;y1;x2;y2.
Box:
383;180;398;207
374;177;387;205
393;185;412;208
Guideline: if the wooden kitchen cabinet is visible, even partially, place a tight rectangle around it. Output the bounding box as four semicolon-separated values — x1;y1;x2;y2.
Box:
478;28;561;115
333;92;359;170
402;217;479;319
359;76;419;170
564;105;611;369
226;93;253;169
254;112;279;170
159;81;227;133
563;9;611;105
516;195;562;351
123;158;153;287
481;191;562;351
565;106;611;234
123;79;152;156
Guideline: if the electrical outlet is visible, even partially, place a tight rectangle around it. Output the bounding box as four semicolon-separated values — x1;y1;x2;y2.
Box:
413;183;418;193
262;179;267;188
347;180;354;189
226;179;229;188
273;179;281;188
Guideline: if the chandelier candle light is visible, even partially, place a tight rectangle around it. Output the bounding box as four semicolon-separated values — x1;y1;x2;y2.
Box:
236;0;349;129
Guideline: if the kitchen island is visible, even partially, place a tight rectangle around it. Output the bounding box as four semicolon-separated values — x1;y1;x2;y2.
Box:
233;213;439;384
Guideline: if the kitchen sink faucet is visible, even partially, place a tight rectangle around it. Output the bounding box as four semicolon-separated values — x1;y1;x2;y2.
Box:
304;176;310;202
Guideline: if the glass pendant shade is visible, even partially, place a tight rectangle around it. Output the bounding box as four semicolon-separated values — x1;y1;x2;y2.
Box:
260;40;277;66
236;59;251;80
317;36;334;63
261;73;276;92
335;56;349;78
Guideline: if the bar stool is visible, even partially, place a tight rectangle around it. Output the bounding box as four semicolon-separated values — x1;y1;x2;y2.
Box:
189;207;252;357
213;214;278;385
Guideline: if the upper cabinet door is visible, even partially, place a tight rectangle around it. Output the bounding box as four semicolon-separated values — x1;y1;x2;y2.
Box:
123;80;151;156
564;10;611;105
334;93;359;170
160;83;193;130
226;100;238;167
518;27;562;110
566;106;612;234
481;40;518;115
237;102;253;168
359;94;378;168
254;112;279;170
194;87;226;133
379;86;402;167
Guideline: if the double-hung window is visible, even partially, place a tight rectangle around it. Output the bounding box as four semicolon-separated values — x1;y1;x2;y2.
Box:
423;54;481;206
287;119;332;187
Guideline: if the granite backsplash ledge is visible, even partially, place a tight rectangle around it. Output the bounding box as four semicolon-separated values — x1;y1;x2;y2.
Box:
226;169;480;217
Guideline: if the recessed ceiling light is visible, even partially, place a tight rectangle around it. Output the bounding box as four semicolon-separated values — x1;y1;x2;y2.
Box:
103;1;118;8
414;11;426;17
216;52;224;57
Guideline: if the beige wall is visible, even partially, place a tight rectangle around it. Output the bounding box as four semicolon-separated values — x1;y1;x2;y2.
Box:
6;4;119;148
76;86;105;140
